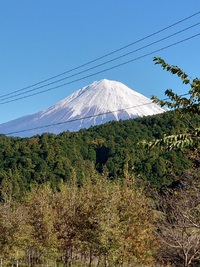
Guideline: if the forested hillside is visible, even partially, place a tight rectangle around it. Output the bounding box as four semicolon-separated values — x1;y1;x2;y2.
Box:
0;110;199;199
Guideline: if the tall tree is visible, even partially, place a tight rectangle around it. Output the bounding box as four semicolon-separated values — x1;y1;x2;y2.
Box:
156;172;200;267
150;57;200;266
24;184;58;266
0;195;31;266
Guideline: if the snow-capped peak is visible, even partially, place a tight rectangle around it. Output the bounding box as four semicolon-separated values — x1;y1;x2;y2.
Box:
0;79;165;137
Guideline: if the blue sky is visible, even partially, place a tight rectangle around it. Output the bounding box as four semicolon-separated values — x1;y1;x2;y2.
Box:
0;0;200;124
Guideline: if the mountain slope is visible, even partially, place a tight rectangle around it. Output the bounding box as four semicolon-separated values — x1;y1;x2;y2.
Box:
0;79;165;137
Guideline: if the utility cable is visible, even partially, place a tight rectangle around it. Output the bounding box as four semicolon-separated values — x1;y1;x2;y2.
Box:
0;32;199;105
1;22;199;102
0;10;200;99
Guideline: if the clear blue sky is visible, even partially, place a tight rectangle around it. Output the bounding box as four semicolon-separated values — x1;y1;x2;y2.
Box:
0;0;200;124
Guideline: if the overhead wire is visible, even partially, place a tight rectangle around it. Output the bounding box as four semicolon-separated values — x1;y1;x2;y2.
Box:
0;10;200;100
0;32;199;105
0;22;199;103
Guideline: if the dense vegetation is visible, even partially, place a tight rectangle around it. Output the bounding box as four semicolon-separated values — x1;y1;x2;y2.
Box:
0;110;199;201
0;177;158;267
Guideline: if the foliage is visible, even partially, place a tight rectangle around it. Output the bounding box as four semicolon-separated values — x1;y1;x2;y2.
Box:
0;177;158;266
152;57;200;113
0;195;31;265
150;57;200;267
151;57;200;150
156;170;200;267
0;110;199;197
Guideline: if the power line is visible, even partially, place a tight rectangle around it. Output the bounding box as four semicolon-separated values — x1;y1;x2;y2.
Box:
1;10;200;100
0;32;199;105
4;93;190;136
1;22;199;102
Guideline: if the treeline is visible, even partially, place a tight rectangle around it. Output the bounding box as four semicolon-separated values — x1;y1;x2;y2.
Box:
0;110;199;199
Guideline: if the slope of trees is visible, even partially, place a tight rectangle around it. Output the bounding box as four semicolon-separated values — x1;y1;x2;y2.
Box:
0;110;199;200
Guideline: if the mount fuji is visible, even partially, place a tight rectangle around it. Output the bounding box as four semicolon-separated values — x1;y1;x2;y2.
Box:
0;79;165;137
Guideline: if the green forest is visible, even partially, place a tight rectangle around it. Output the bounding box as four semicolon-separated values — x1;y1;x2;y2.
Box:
0;58;199;267
0;110;199;199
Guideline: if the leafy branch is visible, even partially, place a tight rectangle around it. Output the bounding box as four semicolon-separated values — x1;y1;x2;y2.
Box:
149;57;200;150
148;129;200;150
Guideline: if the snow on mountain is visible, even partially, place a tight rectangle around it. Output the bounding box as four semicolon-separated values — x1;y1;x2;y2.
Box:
0;79;165;137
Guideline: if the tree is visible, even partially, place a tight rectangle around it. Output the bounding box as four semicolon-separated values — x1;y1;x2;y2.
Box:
53;175;79;266
53;175;158;267
0;194;31;266
150;57;200;150
156;172;200;267
24;184;58;266
115;181;158;266
150;57;200;266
